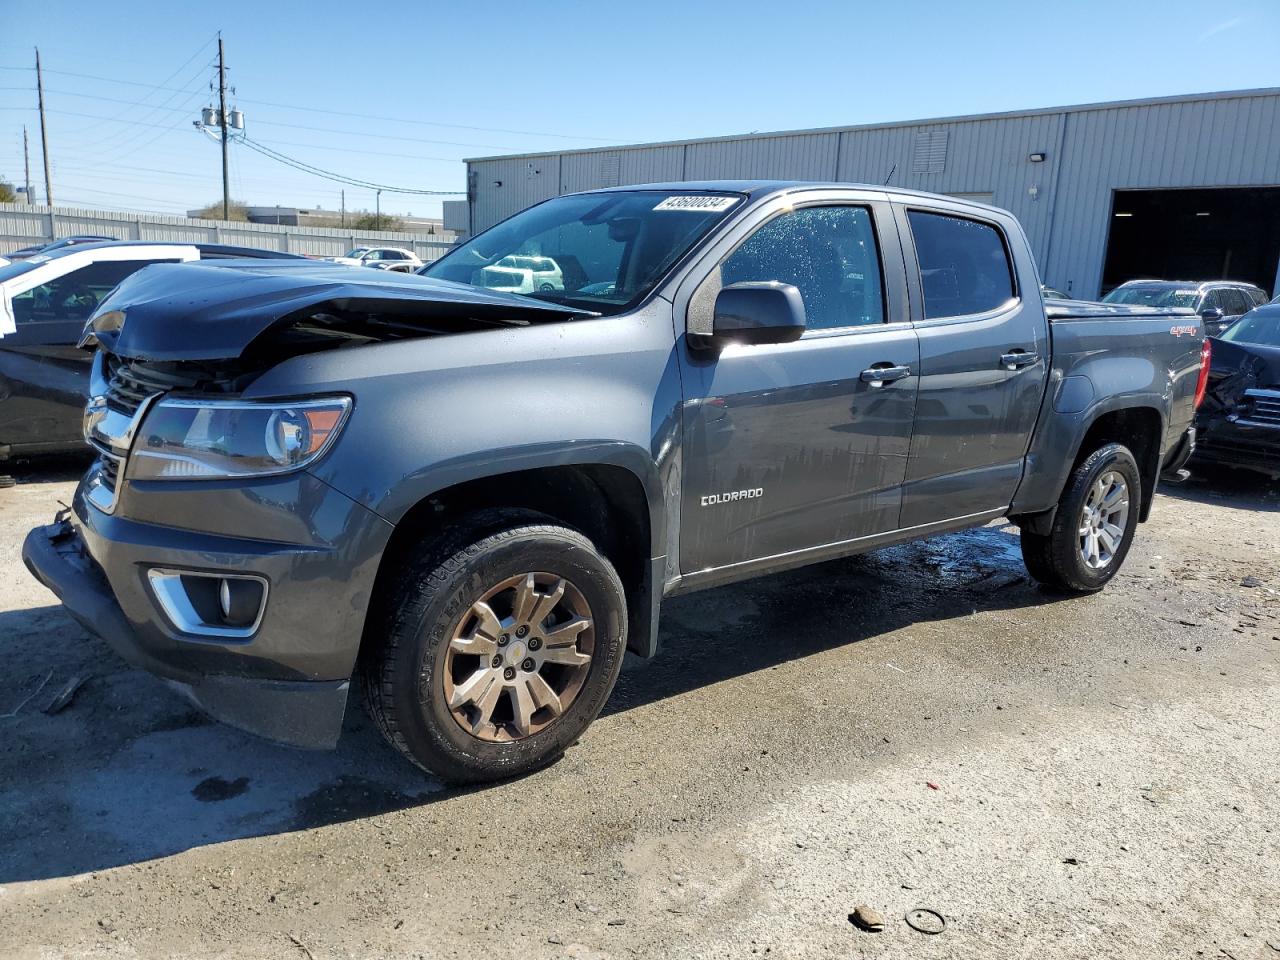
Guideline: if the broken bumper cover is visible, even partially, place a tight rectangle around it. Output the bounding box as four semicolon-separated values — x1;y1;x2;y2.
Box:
22;519;349;748
1195;417;1280;478
22;474;393;749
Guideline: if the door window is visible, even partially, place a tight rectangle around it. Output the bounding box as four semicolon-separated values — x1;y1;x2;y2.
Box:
1220;288;1250;316
908;211;1015;319
10;259;168;325
1199;289;1223;313
719;205;885;330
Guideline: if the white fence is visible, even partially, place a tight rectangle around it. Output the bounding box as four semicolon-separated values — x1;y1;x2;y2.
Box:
0;202;458;262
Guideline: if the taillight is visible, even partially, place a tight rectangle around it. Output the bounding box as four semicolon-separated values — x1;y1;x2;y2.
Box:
1194;338;1212;408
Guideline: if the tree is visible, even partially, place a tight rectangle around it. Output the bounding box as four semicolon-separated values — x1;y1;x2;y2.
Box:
191;199;250;221
351;212;404;232
0;180;16;203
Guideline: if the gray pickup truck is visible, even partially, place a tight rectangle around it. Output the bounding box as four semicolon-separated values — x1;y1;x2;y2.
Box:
23;182;1208;783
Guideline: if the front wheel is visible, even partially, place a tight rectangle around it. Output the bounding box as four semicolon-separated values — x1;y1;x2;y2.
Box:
362;512;627;783
1020;442;1142;592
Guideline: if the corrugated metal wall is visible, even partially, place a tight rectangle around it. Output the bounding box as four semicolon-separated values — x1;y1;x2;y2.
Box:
0;204;458;262
467;90;1280;299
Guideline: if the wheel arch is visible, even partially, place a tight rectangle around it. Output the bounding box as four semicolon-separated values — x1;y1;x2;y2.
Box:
1014;402;1166;533
363;446;665;660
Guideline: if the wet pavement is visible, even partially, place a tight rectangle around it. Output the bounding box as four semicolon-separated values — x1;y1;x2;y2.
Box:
1;461;1278;958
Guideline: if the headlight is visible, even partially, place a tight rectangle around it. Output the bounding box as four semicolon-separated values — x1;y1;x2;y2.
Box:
127;396;351;481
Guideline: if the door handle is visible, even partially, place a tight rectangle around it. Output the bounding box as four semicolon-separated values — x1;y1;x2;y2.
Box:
860;364;911;386
1001;350;1039;370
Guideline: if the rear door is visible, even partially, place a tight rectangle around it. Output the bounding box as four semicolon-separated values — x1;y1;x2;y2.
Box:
895;204;1050;527
676;190;919;573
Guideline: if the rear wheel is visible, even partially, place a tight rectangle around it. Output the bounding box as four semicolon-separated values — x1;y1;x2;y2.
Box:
1020;442;1142;592
362;511;627;783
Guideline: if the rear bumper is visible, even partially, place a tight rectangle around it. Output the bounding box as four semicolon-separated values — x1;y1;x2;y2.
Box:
1194;417;1280;478
1160;426;1196;478
23;518;351;748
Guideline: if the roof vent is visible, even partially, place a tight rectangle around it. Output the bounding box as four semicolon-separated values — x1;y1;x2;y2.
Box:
912;130;948;174
599;152;621;187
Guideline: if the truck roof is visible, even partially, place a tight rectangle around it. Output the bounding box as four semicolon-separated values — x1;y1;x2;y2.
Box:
575;180;1007;215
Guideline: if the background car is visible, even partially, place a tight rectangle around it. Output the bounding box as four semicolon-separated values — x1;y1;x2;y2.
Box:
0;242;302;472
1194;303;1280;479
329;246;423;271
1041;285;1070;300
473;254;566;295
3;235;118;261
1102;279;1269;336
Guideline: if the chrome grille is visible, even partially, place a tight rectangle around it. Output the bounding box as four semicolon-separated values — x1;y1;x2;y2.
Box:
1250;396;1280;425
104;358;179;416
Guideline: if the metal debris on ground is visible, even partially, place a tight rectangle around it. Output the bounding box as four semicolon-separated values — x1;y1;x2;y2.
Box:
44;674;90;714
905;908;946;935
849;905;885;932
1;670;53;719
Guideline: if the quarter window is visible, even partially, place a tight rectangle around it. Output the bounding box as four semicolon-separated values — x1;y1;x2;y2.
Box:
908;211;1015;319
719;205;885;330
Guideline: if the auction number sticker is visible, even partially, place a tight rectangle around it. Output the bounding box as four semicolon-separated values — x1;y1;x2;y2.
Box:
654;195;737;212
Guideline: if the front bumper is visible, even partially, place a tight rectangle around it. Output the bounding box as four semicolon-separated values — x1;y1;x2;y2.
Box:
22;469;394;748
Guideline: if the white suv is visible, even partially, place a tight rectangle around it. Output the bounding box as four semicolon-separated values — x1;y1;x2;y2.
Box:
331;247;423;272
476;255;565;295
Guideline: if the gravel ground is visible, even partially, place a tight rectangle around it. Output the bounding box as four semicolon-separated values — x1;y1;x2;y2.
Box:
1;457;1278;959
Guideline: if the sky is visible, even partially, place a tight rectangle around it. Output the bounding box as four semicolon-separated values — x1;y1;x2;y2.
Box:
2;0;1277;221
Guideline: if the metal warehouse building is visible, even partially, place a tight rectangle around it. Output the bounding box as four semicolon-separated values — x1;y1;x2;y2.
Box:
454;88;1280;300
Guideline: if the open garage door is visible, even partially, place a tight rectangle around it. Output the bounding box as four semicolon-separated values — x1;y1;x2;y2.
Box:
1101;187;1280;297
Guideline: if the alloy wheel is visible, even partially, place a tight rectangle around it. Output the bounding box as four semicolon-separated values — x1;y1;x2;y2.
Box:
442;572;594;742
1078;470;1130;570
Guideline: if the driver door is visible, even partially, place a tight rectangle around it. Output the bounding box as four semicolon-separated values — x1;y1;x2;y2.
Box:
677;193;919;574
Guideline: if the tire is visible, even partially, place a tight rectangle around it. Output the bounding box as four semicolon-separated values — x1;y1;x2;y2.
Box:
1020;442;1142;593
362;510;627;783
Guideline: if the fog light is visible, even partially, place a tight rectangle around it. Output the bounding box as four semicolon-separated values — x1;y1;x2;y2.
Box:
148;569;268;639
218;578;261;628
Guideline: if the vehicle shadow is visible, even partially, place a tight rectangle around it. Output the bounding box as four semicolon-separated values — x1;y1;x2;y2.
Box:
0;524;1061;884
1157;464;1280;514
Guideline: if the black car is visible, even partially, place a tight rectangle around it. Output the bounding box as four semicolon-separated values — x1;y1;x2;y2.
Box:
3;235;118;262
0;242;303;470
1195;304;1280;479
1103;279;1269;337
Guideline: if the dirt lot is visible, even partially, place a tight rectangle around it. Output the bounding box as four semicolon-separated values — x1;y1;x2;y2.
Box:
1;457;1278;960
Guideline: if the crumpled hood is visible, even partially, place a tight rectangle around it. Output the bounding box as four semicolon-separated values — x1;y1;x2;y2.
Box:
85;258;586;360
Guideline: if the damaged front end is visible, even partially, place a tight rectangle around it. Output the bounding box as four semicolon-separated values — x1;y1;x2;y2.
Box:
25;260;593;749
1195;337;1280;479
79;260;593;508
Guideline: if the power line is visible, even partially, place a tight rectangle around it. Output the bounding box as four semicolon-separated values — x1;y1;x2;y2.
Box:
235;95;626;142
236;136;463;195
247;135;469;163
250;117;512;151
40;88;205;114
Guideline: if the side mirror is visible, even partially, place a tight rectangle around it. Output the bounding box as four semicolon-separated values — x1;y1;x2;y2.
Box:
1199;306;1224;321
692;281;807;351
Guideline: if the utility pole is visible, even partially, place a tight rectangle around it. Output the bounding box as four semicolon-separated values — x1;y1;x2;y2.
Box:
35;48;52;206
23;126;32;202
217;33;230;220
375;189;382;230
340;189;345;227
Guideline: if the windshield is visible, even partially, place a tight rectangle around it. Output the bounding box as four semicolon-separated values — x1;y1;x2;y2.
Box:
1102;284;1200;308
423;190;743;315
1219;308;1280;347
0;258;46;283
344;247;371;258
